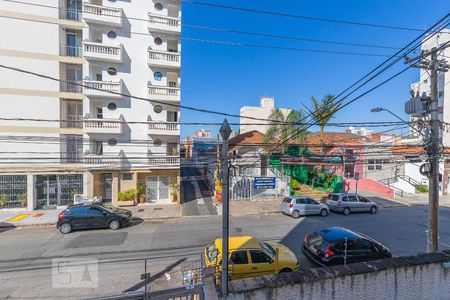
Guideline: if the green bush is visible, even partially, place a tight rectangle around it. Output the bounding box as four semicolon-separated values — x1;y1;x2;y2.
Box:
137;182;146;197
290;179;301;191
18;193;27;206
118;189;137;201
415;184;429;193
0;194;9;204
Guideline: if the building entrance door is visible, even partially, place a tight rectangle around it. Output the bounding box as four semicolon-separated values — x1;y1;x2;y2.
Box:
103;173;112;201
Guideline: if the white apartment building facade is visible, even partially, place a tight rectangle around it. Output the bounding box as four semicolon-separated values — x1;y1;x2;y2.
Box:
0;0;181;209
240;97;290;134
408;29;449;194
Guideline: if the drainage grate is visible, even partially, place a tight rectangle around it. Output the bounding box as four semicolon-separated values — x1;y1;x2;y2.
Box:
138;209;144;212
154;207;163;211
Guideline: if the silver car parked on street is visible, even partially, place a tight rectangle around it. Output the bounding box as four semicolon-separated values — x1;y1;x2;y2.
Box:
325;193;378;215
281;196;330;218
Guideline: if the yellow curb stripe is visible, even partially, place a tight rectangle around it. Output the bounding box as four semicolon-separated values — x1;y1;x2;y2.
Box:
7;214;29;222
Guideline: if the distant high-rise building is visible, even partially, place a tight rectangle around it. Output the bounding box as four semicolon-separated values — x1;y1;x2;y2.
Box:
240;97;290;134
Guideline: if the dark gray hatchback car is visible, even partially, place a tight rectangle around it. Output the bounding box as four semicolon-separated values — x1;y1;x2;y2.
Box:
57;204;132;234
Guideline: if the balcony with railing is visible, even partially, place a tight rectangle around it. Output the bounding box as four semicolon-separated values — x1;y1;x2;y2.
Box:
84;80;123;98
85;151;124;168
60;44;82;57
147;155;180;168
148;49;181;69
59;8;82;21
148;13;181;34
83;42;123;63
83;3;123;27
148;84;180;102
83;115;124;134
148;121;180;136
60;81;82;93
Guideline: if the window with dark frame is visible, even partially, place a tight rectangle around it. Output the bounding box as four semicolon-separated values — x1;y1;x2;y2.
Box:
230;251;248;265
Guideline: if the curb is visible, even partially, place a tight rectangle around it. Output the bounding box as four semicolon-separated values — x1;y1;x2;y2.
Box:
0;222;55;229
1;204;437;229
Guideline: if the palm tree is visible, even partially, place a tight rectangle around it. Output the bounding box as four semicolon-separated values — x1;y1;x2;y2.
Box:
264;108;306;147
308;94;341;150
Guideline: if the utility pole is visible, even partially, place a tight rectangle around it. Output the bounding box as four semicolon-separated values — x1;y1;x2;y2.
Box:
219;119;232;297
427;49;440;253
404;44;450;252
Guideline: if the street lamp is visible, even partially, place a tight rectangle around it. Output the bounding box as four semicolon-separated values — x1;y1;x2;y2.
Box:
370;107;425;138
219;118;232;297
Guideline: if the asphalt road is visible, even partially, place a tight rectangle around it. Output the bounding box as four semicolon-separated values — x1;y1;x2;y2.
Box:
180;162;216;216
1;206;450;299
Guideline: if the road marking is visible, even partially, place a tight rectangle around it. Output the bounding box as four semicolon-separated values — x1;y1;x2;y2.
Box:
7;214;29;222
32;213;45;218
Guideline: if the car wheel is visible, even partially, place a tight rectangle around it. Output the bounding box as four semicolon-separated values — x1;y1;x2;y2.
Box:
59;223;72;234
279;268;292;273
320;209;328;217
292;210;300;219
109;220;121;230
343;208;350;216
370;206;377;214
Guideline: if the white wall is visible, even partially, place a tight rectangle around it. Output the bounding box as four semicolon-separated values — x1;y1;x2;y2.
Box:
240;99;290;134
391;177;416;194
416;30;450;147
83;0;181;166
0;0;59;18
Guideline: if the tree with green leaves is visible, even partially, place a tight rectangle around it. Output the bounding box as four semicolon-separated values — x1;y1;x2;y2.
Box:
308;94;342;151
264;108;307;150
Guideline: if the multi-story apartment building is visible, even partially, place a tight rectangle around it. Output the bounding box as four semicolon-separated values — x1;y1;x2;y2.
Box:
240;97;290;134
0;0;181;209
408;29;449;194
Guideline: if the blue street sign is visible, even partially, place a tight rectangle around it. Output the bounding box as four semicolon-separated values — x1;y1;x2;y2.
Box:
253;177;276;189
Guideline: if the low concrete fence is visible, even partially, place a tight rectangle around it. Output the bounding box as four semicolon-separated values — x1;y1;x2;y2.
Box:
345;178;395;198
228;252;450;300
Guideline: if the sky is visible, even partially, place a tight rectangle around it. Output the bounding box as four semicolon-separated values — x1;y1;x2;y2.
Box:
180;0;449;138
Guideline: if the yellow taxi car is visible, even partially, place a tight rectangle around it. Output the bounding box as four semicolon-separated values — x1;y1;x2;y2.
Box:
203;236;299;280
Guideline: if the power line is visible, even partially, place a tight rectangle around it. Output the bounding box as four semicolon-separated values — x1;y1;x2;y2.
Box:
182;0;426;32
276;18;450;147
182;37;394;57
185;25;404;50
2;0;429;33
0;116;411;127
0;0;408;55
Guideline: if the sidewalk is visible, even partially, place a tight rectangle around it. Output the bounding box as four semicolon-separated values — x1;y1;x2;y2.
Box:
349;189;450;207
0;209;61;228
392;193;450;207
0;203;181;228
229;199;280;216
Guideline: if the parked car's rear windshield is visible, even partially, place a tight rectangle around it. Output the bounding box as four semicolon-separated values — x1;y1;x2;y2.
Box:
282;197;292;203
308;233;332;253
66;206;87;215
327;194;340;201
206;242;219;262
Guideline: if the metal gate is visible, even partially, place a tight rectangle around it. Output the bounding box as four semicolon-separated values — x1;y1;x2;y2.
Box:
36;174;83;208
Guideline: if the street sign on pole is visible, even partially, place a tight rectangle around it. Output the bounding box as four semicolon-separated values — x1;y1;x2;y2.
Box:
253;177;276;189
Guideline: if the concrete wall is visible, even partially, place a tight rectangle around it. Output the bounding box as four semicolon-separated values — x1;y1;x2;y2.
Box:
345;178;395;198
228;252;450;300
391;177;416;194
